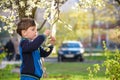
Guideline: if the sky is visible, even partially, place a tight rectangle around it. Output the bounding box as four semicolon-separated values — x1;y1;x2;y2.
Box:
60;0;79;12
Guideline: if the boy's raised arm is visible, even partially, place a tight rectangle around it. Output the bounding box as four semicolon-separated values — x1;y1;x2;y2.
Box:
21;35;46;52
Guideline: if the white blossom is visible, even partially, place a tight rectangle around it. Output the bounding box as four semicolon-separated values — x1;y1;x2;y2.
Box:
19;1;25;7
3;26;8;31
8;29;13;34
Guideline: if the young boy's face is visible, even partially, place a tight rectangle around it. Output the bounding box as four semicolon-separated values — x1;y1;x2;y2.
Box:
22;26;38;40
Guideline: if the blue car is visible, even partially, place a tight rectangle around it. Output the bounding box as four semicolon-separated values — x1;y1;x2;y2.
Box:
58;41;84;62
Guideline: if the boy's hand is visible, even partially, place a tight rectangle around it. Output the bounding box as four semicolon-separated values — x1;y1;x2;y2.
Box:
50;36;56;45
44;29;51;36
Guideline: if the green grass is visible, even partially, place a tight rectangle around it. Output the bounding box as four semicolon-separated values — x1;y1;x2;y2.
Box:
84;55;106;61
0;55;109;80
0;65;20;80
41;62;107;80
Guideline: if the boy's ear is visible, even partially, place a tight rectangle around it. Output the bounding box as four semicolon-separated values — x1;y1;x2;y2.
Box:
21;30;27;36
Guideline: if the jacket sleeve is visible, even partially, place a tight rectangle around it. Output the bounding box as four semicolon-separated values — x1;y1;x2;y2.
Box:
20;35;46;53
39;45;53;57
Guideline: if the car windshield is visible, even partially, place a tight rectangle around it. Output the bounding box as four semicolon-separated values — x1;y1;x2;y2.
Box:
62;43;80;48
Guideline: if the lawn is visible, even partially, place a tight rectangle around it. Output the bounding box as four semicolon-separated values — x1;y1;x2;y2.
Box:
0;55;109;80
42;62;108;80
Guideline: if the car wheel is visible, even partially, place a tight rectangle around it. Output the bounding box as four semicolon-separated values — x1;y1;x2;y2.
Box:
79;57;84;62
58;55;63;62
78;55;84;62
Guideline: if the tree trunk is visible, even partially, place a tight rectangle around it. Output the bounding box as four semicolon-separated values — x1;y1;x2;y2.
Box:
91;8;96;48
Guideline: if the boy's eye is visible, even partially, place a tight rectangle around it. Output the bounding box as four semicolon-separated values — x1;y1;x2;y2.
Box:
32;28;35;31
31;28;36;31
30;27;37;31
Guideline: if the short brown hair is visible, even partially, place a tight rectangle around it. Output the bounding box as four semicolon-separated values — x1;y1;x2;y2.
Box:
16;18;36;36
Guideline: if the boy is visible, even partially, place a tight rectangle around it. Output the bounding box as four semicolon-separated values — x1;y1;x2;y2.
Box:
16;18;55;80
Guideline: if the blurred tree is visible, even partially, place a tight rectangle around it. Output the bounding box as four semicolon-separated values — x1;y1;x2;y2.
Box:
103;0;120;44
77;0;120;47
76;0;105;48
55;0;120;48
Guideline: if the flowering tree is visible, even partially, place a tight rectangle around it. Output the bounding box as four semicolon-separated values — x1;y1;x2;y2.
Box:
0;0;68;34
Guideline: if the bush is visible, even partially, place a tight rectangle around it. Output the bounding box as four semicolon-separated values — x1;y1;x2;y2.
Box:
103;49;120;80
88;42;120;80
0;51;6;63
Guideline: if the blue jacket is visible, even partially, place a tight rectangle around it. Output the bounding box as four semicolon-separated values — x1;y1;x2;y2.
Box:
19;35;53;79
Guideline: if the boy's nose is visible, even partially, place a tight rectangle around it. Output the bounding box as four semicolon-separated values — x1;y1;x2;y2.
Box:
35;30;37;33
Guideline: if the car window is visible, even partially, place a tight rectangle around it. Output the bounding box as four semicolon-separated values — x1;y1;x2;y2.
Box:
61;43;81;48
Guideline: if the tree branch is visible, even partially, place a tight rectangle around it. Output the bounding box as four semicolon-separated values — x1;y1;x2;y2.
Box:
115;0;120;5
37;13;51;31
38;0;68;31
